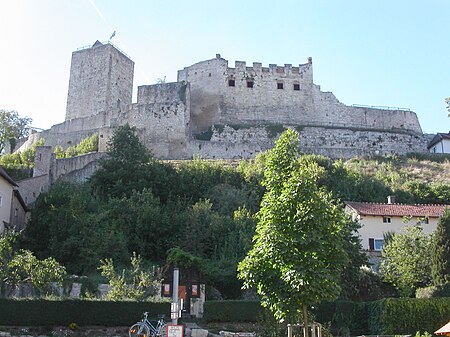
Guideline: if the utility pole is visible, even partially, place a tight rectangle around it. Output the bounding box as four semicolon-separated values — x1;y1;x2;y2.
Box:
171;267;180;324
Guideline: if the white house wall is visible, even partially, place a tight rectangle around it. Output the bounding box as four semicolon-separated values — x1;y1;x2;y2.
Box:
357;214;439;250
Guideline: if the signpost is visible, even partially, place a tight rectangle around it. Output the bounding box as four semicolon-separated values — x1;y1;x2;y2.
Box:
171;267;180;324
166;324;184;337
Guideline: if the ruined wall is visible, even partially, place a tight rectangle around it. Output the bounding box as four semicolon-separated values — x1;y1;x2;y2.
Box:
127;82;190;159
65;42;134;121
187;125;428;160
178;56;227;133
18;175;49;206
219;59;315;126
311;87;423;133
181;56;422;135
53;152;106;182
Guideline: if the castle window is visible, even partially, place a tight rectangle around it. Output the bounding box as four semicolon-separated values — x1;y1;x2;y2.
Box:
228;79;235;87
293;83;300;91
277;82;284;89
247;80;254;88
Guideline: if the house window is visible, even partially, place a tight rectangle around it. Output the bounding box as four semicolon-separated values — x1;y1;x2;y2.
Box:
293;83;300;91
369;238;385;251
277;82;284;89
383;216;391;223
228;79;235;87
247;80;254;88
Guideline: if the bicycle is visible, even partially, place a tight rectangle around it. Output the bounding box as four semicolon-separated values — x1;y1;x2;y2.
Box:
129;312;167;337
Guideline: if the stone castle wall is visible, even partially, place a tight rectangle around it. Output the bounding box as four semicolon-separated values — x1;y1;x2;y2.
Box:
14;43;431;206
187;124;428;160
180;55;422;135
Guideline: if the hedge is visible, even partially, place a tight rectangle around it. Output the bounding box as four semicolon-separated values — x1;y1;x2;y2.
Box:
0;299;170;326
315;298;450;336
203;300;263;322
368;298;450;335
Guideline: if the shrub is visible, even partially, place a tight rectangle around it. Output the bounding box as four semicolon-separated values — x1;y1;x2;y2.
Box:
203;300;263;322
0;299;170;326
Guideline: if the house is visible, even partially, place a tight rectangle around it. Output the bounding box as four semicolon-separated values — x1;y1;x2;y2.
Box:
0;167;29;233
345;196;448;252
427;132;450;154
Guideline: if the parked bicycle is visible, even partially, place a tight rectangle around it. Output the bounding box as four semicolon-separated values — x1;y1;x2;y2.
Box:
129;312;167;337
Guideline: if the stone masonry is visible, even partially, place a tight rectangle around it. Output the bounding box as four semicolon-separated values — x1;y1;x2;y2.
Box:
15;41;430;204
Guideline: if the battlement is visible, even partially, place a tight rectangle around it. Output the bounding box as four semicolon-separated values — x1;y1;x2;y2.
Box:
227;57;313;76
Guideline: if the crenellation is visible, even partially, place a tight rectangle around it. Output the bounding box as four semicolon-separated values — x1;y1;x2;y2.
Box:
235;61;246;70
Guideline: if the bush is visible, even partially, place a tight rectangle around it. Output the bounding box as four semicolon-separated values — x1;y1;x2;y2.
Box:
203;300;263;322
315;301;368;336
417;283;450;298
367;298;450;335
0;299;170;326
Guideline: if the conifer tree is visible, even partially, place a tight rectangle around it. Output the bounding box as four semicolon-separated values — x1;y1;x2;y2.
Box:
431;207;450;286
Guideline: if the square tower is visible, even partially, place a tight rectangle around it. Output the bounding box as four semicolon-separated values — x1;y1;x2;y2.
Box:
65;41;134;121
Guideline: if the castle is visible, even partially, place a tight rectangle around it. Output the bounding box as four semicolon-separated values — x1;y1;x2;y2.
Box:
16;41;429;205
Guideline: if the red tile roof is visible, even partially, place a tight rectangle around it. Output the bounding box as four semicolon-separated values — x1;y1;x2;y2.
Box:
345;201;448;218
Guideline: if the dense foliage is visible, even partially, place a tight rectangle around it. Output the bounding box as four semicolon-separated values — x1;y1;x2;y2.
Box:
0;299;170;326
0;109;32;154
20;125;450;299
431;207;450;286
238;129;363;324
54;133;98;158
380;225;432;297
0;231;66;297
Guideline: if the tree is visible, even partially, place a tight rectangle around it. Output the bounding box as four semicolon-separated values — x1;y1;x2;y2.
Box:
238;129;351;331
0;231;66;297
98;252;160;301
0;110;32;153
380;224;432;297
90;124;164;199
431;207;450;286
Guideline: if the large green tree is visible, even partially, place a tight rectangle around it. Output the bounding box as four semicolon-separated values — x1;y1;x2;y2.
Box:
238;129;352;330
431;207;450;286
0;109;32;153
380;224;432;297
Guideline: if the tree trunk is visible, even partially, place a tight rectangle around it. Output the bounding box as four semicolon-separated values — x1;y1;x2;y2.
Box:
303;304;309;337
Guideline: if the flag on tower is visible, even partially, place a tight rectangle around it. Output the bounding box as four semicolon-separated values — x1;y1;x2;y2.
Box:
110;31;116;40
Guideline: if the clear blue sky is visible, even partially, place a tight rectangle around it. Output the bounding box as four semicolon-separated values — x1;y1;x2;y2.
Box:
0;0;449;134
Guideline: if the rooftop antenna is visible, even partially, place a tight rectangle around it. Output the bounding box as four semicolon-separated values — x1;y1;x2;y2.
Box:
109;31;116;41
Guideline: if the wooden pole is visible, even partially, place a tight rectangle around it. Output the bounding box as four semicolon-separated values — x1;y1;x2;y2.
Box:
303;305;309;337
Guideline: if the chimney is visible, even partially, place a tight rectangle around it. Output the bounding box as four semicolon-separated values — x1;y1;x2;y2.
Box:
387;195;396;204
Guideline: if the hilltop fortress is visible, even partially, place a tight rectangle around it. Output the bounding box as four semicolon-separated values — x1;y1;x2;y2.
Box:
19;40;427;160
16;41;429;204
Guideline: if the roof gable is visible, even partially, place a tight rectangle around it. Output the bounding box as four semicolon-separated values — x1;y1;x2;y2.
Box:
0;167;18;187
428;132;450;149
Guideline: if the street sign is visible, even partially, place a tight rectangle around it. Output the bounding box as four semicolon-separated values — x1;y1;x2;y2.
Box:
166;324;184;337
171;302;179;319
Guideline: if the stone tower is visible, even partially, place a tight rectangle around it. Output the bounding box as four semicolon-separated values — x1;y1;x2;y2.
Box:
65;41;134;120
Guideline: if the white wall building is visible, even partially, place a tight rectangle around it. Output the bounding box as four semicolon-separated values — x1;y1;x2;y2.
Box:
428;132;450;154
345;197;448;252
